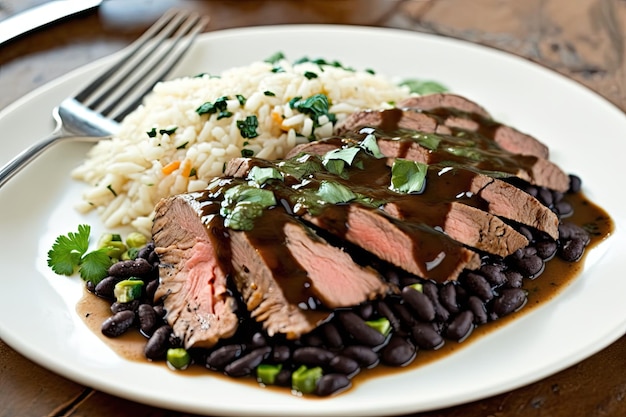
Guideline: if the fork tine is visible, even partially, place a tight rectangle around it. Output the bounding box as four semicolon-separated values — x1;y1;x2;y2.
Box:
76;9;208;122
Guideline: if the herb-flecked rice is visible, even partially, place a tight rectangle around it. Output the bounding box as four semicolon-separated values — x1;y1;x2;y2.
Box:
72;56;414;234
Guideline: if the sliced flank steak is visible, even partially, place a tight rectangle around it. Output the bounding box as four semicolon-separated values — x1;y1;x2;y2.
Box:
152;193;239;349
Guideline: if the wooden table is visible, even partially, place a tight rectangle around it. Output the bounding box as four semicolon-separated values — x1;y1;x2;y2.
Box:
1;1;625;416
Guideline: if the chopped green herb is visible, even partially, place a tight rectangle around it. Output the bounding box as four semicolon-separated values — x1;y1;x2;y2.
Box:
412;133;441;150
289;94;336;125
399;79;448;95
390;159;428;194
106;185;117;197
196;96;229;116
159;126;178;135
304;71;318;80
263;90;276;96
146;127;157;138
236;94;247;105
241;148;255;158
264;51;286;64
322;146;361;175
176;141;189;150
220;184;276;230
247;166;284;185
271;66;285;73
360;134;384;158
237;115;259;139
217;111;233;120
46;224;112;285
316;180;357;204
276;154;324;180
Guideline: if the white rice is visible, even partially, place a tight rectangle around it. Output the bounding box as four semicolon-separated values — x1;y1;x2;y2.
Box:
72;57;413;234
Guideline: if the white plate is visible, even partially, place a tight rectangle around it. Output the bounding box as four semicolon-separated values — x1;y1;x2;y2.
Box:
0;25;625;417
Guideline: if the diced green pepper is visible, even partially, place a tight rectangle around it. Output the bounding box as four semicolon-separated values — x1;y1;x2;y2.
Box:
166;348;191;370
113;279;144;303
256;363;282;385
409;282;424;293
365;317;392;336
98;233;127;259
291;365;322;394
126;232;148;248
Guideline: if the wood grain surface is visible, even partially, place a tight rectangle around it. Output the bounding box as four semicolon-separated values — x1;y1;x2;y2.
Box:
1;1;625;416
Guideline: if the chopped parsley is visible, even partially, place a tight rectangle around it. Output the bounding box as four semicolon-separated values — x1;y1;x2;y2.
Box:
196;96;229;116
220;184;277;230
390;159;428;194
264;91;276;96
237;115;259;139
399;79;448;95
304;71;318;80
264;51;286;64
241;148;255;157
289;94;337;126
47;224;112;285
236;94;247;105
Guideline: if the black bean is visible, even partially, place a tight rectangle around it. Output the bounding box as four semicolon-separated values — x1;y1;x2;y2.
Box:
480;264;507;287
464;272;494;302
108;258;153;278
402;286;435;322
153;305;166;317
321;322;344;348
145;279;159;302
328;355;360;377
380;336;416;367
357;302;374;320
94;276;122;299
224;346;271;377
559;238;587;262
391;302;416;328
568;174;582;193
315;373;352;397
110;299;140;314
411;322;443;350
101;310;135;338
144;325;172;360
337;311;386;347
492;288;527;317
137;242;155;260
272;345;291;363
445;311;474;342
558;222;590;244
467;296;488;324
439;283;460;314
422;281;450;322
505;270;523;289
512;254;544;278
376;300;402;332
535;240;558;260
137;304;158;336
249;331;267;348
538;187;553;207
341;345;379;368
293;346;335;367
148;249;160;266
206;344;245;370
518;226;534;242
555;200;573;217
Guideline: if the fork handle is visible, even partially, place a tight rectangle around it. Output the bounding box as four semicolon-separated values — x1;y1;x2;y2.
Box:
0;132;102;189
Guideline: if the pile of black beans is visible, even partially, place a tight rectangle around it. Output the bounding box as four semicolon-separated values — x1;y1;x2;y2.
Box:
89;174;591;397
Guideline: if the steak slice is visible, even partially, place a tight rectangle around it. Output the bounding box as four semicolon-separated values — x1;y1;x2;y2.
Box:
397;93;550;159
304;204;480;282
152;193;239;349
229;208;390;339
383;200;529;258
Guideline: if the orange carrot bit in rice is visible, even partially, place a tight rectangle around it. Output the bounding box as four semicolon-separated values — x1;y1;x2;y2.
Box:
180;159;193;178
271;111;287;131
162;160;181;175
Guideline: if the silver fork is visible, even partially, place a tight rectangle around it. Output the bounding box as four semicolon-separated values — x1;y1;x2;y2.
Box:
0;9;208;188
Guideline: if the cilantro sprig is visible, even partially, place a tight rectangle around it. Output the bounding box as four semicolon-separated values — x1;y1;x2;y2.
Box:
47;224;112;285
